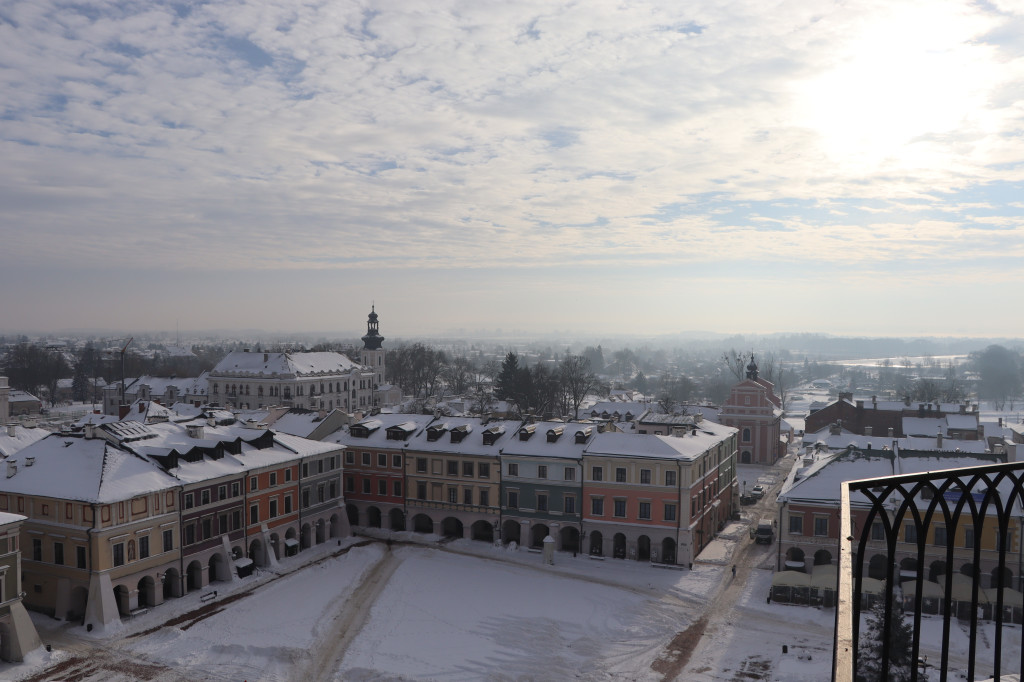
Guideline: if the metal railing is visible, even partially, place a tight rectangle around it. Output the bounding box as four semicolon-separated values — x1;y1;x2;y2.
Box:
836;460;1024;681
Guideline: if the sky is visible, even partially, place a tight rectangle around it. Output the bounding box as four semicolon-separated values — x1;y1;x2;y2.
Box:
2;0;1024;338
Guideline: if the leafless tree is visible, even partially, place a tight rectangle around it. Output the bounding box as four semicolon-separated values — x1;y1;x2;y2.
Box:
560;354;598;420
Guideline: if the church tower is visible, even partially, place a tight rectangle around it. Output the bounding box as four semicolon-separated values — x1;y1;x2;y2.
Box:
360;305;386;387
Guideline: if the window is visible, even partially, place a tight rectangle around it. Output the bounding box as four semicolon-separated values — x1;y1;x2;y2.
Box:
378;479;387;496
964;525;975;549
508;463;519;476
54;542;64;566
591;497;604;515
393;454;402;468
345;476;355;492
250;476;258;491
202;518;212;539
464;488;473;505
638;502;651;520
218;485;227;501
789;515;804;535
742;428;751;442
538;465;548;479
219;513;228;533
346;452;355;465
185;525;195;545
461;462;473;477
201;489;211;505
285;496;293;514
417;482;427;499
564;496;576;514
478;463;490;478
448;461;459;476
448;487;458;504
592;466;603;481
416;458;427;473
250;504;259;525
479;489;489;507
814;516;829;537
362;479;371;494
508;491;519;509
232;510;241;531
640;469;651;485
77;545;87;569
537;494;548;512
614;499;627;517
32;539;41;562
362;452;371;466
664;503;676;521
286;468;292;481
904;523;918;544
564;467;575;481
232;481;241;497
394;481;402;497
270;472;277;486
934;525;947;547
113;542;124;567
163;529;173;552
184;493;194;509
665;470;677;487
871;522;885;541
378;453;387;467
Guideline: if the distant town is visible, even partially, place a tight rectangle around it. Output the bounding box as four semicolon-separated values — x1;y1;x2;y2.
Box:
0;311;1021;679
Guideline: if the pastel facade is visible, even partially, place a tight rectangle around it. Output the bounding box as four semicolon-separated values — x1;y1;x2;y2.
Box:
0;513;40;662
717;356;783;465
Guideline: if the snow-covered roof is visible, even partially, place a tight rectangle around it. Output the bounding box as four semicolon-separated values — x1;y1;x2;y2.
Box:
327;414;436;449
584;422;737;462
9;390;39;403
501;421;596;460
0;425;48;459
211;351;362;377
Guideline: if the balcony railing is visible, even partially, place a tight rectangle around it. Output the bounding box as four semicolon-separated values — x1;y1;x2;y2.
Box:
836;460;1024;682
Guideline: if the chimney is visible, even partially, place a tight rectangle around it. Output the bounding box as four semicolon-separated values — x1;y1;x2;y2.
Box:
856;400;864;410
830;421;842;436
960;404;966;415
84;423;95;440
6;425;14;437
139;402;146;413
187;424;205;439
5;461;16;478
864;426;872;436
937;429;943;448
888;427;894;437
871;395;877;407
25;457;34;467
264;353;269;362
904;395;911;407
999;417;1004;428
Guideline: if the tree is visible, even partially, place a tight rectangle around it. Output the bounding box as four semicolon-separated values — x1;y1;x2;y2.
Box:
559;354;598;419
582;345;605;373
973;345;1022;410
722;349;745;381
442;356;473;396
4;343;70;405
856;600;921;682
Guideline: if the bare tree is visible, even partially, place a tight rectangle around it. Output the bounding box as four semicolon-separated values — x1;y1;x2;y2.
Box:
722;349;745;381
560;354;598;420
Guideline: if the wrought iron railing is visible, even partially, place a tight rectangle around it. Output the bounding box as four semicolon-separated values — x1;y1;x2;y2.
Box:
835;460;1024;681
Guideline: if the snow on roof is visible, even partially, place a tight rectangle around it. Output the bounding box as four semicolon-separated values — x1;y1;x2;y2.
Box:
327;414;436;448
9;390;39;403
945;414;979;430
0;512;25;526
500;421;595;460
211;351;362;377
266;410;326;439
779;451;895;505
0;425;48;459
585;423;736;462
587;401;650;418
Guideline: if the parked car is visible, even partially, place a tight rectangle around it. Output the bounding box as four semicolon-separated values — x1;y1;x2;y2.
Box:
740;493;756;506
754;521;774;544
751;484;766;499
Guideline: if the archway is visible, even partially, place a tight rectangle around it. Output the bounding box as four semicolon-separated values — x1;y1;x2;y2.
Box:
613;533;627;559
390;508;406;532
330;513;343;538
589;530;603;556
929;560;945;582
502;520;521;545
785;547;806;572
301;523;312;550
163;567;181;599
471;520;494;542
186;560;204;591
69;586;89;623
367;506;382;528
137;576;156;608
661;537;676;564
248;538;265;567
270;533;281;560
285;527;298;556
316;519;326;544
741;451;751;464
961;563;978;578
113;584;130;616
346;503;360;527
992;565;1013;589
868;554;887;581
441;517;464;539
560;527;580;553
637;535;651;562
209;553;228;582
412;514;434;534
814;549;833;566
531;524;550;548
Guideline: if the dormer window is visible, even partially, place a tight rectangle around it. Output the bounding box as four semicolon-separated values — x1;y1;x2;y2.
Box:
426;425;447;442
482;425;505;446
574;427;592;444
450;424;470;444
519;424;536;441
546;426;564;443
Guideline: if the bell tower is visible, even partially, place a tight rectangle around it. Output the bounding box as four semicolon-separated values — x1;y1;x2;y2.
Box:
360;305;386;387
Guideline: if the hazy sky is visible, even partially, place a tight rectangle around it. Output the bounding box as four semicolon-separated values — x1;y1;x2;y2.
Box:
2;0;1024;338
